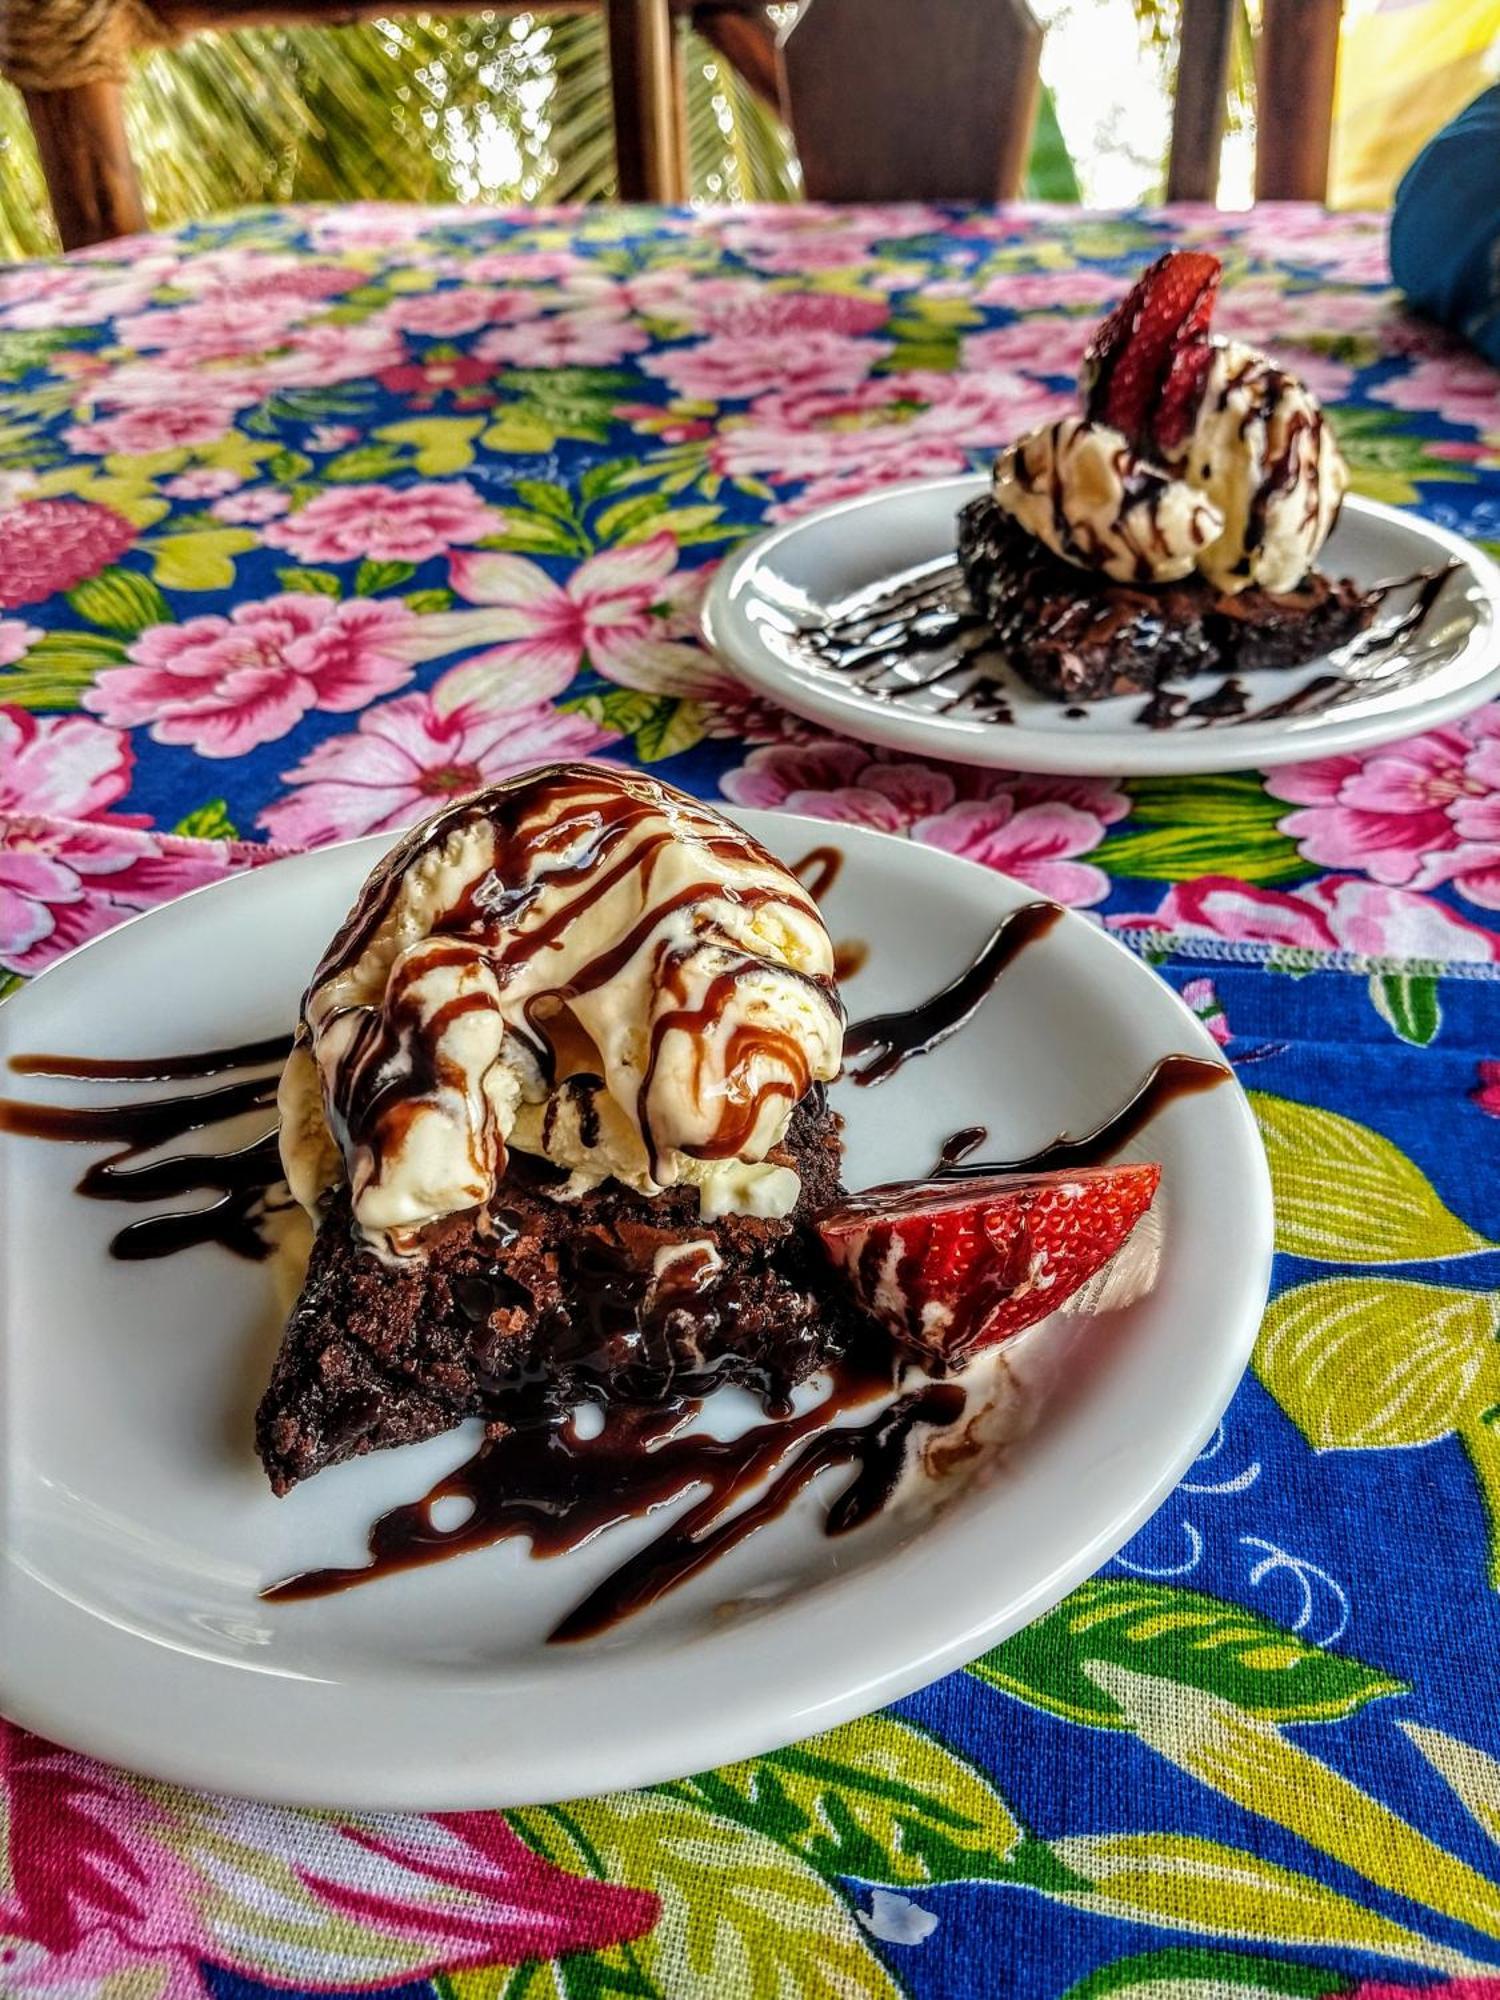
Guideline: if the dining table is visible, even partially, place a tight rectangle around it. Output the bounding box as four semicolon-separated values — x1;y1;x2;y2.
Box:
3;195;1500;2000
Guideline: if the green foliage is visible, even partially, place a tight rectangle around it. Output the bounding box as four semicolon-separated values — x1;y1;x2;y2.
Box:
277;566;343;597
64;564;172;636
505;1793;901;2000
354;558;416;595
1100;774;1314;886
1251;1093;1493;1264
968;1577;1404;1727
1026;85;1083;203
1062;1946;1351;2000
0;14;799;262
666;1714;1021;1886
0;628;126;709
172;800;238;840
1369;971;1442;1046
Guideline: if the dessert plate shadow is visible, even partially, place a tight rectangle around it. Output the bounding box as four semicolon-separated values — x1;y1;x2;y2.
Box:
703;477;1500;776
0;814;1270;1808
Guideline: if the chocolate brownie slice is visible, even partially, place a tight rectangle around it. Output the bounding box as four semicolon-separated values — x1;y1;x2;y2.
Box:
256;1094;855;1493
957;495;1375;701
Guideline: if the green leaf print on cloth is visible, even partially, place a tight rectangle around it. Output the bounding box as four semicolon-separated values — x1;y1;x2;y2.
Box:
1251;1092;1500;1582
1100;776;1316;887
665;1714;1021;1886
964;1670;1500;1978
500;1792;902;2000
1252;1094;1494;1264
967;1577;1404;1726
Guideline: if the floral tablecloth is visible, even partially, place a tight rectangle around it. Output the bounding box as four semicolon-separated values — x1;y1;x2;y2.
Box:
3;199;1500;2000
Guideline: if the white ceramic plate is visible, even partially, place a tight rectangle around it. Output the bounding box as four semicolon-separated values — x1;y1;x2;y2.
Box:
703;477;1500;775
0;814;1271;1808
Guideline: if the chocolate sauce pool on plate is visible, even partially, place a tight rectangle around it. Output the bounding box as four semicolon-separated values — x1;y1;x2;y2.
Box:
265;1344;964;1641
0;1037;291;1260
796;557;1458;733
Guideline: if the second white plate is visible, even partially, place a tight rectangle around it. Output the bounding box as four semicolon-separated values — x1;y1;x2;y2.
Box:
703;477;1500;775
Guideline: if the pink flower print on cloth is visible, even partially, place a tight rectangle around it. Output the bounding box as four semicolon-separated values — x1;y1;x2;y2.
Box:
1180;975;1232;1046
379;285;545;337
721;739;1128;907
1267;715;1500;913
113;293;319;363
209;488;292;524
0;256;176;330
82;596;423;758
257;689;614;846
262;479;501;565
475;308;648;369
0;619;41;666
1373;350;1500;433
437;531;719;712
972;269;1127;310
0;500;136;609
0;1720;657;1998
642;327;890;402
714;369;1072;508
1114;874;1500;962
65;396;252;457
0;708;236;975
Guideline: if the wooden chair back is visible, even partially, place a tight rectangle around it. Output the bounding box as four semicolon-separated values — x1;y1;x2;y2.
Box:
774;0;1346;207
2;0;1347;255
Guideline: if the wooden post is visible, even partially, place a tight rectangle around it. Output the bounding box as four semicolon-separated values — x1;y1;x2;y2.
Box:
779;0;1043;204
24;82;147;249
1165;0;1234;202
606;0;687;201
688;2;779;111
1255;0;1342;201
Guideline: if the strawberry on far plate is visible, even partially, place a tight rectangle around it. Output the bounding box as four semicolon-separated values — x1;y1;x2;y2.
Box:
818;1162;1162;1364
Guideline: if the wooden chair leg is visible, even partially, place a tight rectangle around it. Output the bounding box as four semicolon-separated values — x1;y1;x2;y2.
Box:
606;0;687;202
1255;0;1342;201
1166;0;1234;202
24;81;147;250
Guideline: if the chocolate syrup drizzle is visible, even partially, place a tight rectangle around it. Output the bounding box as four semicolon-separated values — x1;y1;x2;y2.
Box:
2;893;1225;1639
797;555;1460;734
309;767;843;1202
265;1342;965;1640
845;901;1063;1084
0;1037;291;1260
922;1053;1228;1183
790;844;844;902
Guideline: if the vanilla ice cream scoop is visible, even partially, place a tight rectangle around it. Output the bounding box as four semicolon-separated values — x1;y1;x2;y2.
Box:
278;765;845;1254
990;416;1225;585
1164;340;1347;594
993;337;1346;597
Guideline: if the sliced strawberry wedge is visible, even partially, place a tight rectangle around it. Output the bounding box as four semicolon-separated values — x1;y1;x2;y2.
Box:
818;1162;1161;1363
1082;250;1220;452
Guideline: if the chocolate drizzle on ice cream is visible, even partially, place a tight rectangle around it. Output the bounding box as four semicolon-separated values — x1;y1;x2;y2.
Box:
279;765;846;1254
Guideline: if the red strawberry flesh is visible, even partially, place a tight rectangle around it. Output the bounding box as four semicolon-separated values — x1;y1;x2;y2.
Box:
817;1162;1162;1363
1082;250;1221;453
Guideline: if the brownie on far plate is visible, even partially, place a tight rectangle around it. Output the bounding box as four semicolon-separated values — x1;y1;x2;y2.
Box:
957;493;1376;702
256;1094;858;1494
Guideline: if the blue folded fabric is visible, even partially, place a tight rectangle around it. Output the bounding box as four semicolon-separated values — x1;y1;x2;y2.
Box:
1391;82;1500;367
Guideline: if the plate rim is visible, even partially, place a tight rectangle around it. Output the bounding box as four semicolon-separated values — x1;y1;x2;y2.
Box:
0;812;1273;1807
702;476;1500;777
